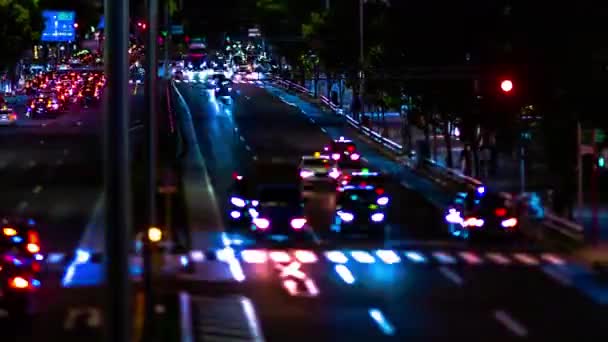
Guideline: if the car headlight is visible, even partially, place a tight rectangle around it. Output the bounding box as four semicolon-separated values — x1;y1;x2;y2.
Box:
371;213;385;222
230;196;246;207
337;211;354;222
377;197;389;206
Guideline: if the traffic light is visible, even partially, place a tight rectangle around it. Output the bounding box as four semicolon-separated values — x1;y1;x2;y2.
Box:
599;156;606;168
500;79;513;93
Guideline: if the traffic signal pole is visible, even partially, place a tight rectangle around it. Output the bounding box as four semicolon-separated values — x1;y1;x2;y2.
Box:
104;0;131;341
144;0;159;339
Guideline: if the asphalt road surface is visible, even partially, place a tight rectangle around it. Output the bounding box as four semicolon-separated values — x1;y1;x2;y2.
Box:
173;79;608;341
0;83;145;340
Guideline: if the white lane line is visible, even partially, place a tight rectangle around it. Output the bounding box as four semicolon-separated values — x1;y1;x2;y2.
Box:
245;145;252;151
253;155;258;161
16;201;28;212
432;251;457;264
245;96;251;100
32;185;43;194
513;253;540;266
459;251;483;265
321;128;327;133
541;266;572;287
368;308;396;336
239;135;245;142
438;266;463;286
493;310;528;337
486;252;511;265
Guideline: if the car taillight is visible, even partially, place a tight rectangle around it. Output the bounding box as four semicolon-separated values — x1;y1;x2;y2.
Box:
253;218;270;229
501;218;518;228
463;217;484;227
350;153;360;161
375;188;384;195
290;218;307;229
347;146;355;152
30;103;35;109
27;243;40;253
329;168;341;179
9;276;29;289
495;208;507;217
331;153;341;160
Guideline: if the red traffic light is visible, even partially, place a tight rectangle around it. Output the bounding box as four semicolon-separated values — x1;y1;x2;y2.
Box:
500;79;513;93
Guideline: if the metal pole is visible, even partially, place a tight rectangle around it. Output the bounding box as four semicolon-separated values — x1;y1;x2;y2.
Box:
520;144;526;194
576;121;583;209
104;0;131;341
144;0;159;338
358;0;364;97
326;0;330;10
164;0;171;80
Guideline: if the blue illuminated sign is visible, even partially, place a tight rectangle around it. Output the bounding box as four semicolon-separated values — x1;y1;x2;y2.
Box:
41;10;76;42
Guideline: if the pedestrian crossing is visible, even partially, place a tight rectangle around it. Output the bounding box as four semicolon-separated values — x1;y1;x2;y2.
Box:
191;296;265;342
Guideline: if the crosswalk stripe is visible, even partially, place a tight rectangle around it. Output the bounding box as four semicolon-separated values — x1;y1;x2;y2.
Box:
432;251;457;264
404;251;427;263
459;251;483;265
541;253;565;265
513;253;540;265
485;252;511;265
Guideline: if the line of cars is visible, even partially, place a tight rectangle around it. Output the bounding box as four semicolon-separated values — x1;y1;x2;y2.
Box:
225;137;391;244
24;69;105;120
0;218;43;318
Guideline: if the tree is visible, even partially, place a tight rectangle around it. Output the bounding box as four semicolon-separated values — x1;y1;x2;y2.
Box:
0;0;42;70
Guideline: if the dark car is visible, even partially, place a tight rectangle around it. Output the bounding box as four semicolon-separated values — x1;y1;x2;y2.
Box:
79;86;100;106
0;220;43;316
444;190;519;240
27;93;62;118
249;184;310;239
331;184;389;237
215;80;233;98
324;136;360;161
226;172;256;228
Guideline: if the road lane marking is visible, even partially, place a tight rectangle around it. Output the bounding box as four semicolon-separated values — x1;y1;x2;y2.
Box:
321;127;327;133
32;185;43;194
459;251;483;265
433;251;457;264
245;145;252;151
541;253;565;265
239;135;245;142
16;201;28;212
493;310;528;337
513;253;539;266
541;266;572;287
404;251;427;263
486;252;511;265
439;266;463;286
368;309;396;336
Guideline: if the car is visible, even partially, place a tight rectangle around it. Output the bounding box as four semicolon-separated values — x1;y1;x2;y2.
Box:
0;107;18;126
324;136;360;161
26;94;62;118
249;184;312;241
330;184;389;237
338;168;386;189
215;79;233;98
444;189;519;240
298;153;340;189
336;158;366;179
226;173;257;227
78;85;100;106
0;220;43;316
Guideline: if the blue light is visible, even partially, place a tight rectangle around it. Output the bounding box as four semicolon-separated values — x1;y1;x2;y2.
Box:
369;309;396;335
404;251;427;263
75;249;91;264
477;186;485;195
12;236;23;243
335;264;355;284
32;279;41;287
180;255;189;267
27;218;36;226
13;258;23;266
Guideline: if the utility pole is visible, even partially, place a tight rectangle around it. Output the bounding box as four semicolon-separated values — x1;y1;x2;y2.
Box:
144;0;159;338
103;0;131;341
358;0;365;98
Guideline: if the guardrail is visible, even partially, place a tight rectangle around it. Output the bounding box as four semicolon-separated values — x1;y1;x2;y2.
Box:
269;76;585;243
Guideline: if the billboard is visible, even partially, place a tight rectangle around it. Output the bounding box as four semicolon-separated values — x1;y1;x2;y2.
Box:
41;10;76;42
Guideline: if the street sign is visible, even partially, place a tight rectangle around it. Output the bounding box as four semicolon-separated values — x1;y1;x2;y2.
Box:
41;10;76;42
170;25;184;35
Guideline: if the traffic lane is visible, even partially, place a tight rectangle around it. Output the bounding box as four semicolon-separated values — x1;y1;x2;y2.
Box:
450;264;608;339
218;257;510;340
236;84;449;242
0;92;144;254
175;83;252;213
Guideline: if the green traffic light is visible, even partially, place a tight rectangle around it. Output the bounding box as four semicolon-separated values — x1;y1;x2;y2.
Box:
599;157;606;168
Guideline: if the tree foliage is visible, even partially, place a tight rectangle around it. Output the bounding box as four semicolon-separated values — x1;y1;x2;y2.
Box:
0;0;42;68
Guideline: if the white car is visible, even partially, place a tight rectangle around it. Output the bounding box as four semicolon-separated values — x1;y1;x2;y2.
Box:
299;153;340;189
0;107;17;126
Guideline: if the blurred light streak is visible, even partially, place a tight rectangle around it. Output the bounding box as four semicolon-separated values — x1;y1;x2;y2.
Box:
325;251;348;264
404;251;426;263
368;309;395;336
335;264;355;284
351;250;375;264
376;250;400;264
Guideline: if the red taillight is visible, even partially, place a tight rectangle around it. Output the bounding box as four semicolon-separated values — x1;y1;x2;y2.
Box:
28;231;40;244
495;208;507;217
375;188;384;195
347;146;355;152
360;182;366;187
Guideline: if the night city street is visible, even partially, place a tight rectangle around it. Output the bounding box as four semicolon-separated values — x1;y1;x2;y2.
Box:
0;1;606;341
